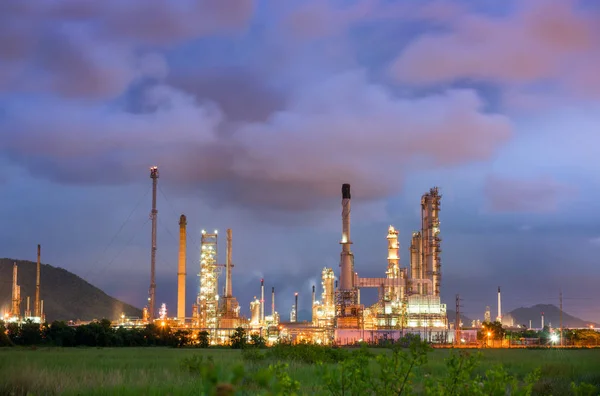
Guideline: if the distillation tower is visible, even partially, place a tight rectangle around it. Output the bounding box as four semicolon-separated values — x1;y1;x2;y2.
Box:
195;230;220;329
219;229;241;328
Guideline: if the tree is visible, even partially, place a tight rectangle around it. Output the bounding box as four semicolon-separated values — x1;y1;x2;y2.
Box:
0;321;13;347
230;327;247;349
478;321;505;341
250;334;266;348
198;331;210;348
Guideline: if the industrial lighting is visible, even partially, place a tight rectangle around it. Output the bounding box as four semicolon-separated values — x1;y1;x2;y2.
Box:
201;230;206;234
214;230;218;234
550;334;559;343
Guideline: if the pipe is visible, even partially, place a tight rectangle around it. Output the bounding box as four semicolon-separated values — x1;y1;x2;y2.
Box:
339;184;354;290
149;166;159;320
177;214;187;321
271;287;275;316
260;278;265;324
41;299;44;320
26;296;30;317
35;244;41;317
226;229;233;298
312;285;316;307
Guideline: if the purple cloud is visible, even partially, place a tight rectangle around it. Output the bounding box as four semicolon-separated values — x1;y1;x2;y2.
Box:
2;71;511;212
0;0;256;98
390;1;600;97
484;175;576;213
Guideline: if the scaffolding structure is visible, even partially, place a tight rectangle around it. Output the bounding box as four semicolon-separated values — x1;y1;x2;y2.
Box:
197;230;221;329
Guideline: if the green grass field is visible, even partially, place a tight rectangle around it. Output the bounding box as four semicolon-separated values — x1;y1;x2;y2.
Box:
1;347;599;395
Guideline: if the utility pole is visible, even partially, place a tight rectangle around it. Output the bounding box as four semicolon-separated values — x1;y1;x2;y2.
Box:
149;166;159;321
455;294;461;345
559;290;563;347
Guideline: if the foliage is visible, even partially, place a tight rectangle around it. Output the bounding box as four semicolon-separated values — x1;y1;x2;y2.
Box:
478;321;505;341
230;327;246;349
250;334;267;348
198;330;210;348
0;321;13;347
1;346;600;395
320;339;430;395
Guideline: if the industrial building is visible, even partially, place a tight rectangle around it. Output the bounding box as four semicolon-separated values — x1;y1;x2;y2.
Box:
135;168;448;344
4;165;449;345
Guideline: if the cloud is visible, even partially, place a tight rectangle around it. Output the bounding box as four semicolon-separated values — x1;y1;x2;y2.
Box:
2;70;511;213
0;0;255;98
483;175;576;213
390;1;600;96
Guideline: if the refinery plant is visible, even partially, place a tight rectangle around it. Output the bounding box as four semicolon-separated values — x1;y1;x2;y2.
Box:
4;166;450;345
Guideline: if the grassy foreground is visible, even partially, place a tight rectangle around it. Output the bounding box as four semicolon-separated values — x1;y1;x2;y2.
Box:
1;347;599;395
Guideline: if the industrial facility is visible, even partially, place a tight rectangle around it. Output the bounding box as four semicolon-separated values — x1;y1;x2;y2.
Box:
4;166;450;345
3;244;45;324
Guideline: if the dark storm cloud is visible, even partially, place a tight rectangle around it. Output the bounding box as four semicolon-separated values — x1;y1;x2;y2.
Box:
1;71;512;212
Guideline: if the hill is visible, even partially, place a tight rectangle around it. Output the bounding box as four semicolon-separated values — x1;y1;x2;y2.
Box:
506;304;599;328
0;258;141;322
447;310;473;327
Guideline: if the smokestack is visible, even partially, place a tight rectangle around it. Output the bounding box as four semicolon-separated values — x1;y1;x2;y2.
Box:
149;166;159;320
260;278;265;324
271;287;275;316
312;285;316;307
339;183;354;291
226;229;233;298
541;312;544;329
177;214;187;321
26;296;30;317
497;286;502;322
11;262;19;317
41;300;44;321
295;292;299;322
35;244;41;317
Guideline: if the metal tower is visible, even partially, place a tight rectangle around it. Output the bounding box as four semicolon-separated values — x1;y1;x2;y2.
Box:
198;230;220;329
148;166;159;320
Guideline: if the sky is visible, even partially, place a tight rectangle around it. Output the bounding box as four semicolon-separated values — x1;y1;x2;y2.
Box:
1;0;600;324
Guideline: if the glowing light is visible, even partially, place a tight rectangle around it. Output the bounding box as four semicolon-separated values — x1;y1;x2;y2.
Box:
550;334;559;343
487;332;491;337
201;230;206;234
214;230;218;234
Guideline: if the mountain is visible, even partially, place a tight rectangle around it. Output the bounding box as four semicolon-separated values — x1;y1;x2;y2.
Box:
0;258;141;322
506;304;600;328
447;310;473;327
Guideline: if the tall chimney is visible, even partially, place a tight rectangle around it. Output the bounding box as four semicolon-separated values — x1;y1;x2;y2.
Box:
271;287;275;316
149;166;159;320
312;285;316;306
41;300;44;321
11;262;19;317
35;244;41;317
295;292;299;322
339;184;354;291
225;229;233;297
260;278;265;324
177;214;187;321
26;296;31;317
541;312;544;329
497;286;502;323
